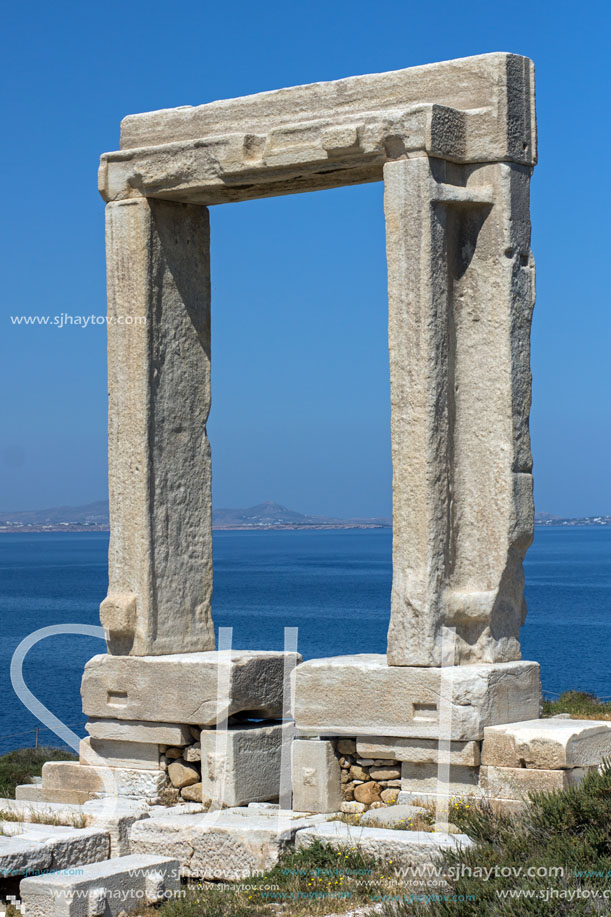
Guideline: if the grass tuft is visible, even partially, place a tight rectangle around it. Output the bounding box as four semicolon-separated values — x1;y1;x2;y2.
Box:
0;746;76;799
542;691;611;720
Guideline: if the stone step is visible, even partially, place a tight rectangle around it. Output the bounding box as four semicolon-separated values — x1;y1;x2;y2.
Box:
0;796;151;858
295;821;473;871
41;761;167;806
20;853;179;917
482;717;611;769
0;823;109;881
129;807;329;879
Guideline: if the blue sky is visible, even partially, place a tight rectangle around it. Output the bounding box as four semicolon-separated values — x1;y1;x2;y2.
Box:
1;0;609;517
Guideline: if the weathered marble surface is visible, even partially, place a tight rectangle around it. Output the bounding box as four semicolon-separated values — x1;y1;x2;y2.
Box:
385;156;535;665
102;196;214;656
293;655;540;738
130;808;328;879
20;854;179;917
291;739;343;813
100;53;535;205
82;651;301;724
482;718;611;769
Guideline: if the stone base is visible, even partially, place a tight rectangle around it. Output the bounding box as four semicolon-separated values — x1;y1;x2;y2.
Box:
293;655;541;739
290;712;611;818
42;716;289;809
41;761;167;805
82;650;301;725
401;762;481;797
291;739;343;813
199;722;292;807
357;736;480;765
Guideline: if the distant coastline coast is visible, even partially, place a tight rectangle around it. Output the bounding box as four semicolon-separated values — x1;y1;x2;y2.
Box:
0;500;609;533
0;500;392;534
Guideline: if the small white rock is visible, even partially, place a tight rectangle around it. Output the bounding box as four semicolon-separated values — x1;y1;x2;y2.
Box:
340;801;366;814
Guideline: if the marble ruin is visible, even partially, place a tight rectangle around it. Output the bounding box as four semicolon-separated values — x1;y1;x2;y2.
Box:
18;55;611;898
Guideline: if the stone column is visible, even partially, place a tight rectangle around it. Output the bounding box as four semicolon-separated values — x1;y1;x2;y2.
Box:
384;156;535;666
101;197;215;655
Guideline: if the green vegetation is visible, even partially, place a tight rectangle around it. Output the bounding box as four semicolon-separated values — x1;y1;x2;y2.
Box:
383;762;611;916
542;691;611;720
140;840;386;917
0;746;76;798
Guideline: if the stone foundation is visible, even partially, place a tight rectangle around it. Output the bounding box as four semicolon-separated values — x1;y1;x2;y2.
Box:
289;716;611;815
42;719;289;807
40;651;297;807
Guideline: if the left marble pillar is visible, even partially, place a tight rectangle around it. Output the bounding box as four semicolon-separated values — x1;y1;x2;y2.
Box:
101;197;215;655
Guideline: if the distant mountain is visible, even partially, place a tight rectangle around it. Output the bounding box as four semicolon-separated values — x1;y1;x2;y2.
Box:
213;501;311;526
0;499;391;532
212;501;391;529
0;500;110;525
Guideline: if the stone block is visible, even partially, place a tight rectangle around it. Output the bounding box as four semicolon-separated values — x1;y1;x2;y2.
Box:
356;736;480;766
293;656;540;739
295;821;472;870
481;718;611;769
200;722;291;807
42;762;166;804
15;784;44;802
0;824;109;880
86;719;192;746
340;801;365;814
184;743;201;762
291;740;342;814
101;55;535;208
80;737;160;771
480;765;591;800
354;781;382;805
0;796;149;858
0;797;90;835
369;767;401;780
401;762;481;797
396;789;478;804
130;808;328;879
82;650;300;725
20;853;180;917
83;798;151;856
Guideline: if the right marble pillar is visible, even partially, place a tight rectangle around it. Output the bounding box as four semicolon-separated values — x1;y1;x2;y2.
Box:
385;155;535;667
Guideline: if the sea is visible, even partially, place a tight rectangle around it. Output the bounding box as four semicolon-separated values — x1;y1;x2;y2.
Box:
0;528;609;754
